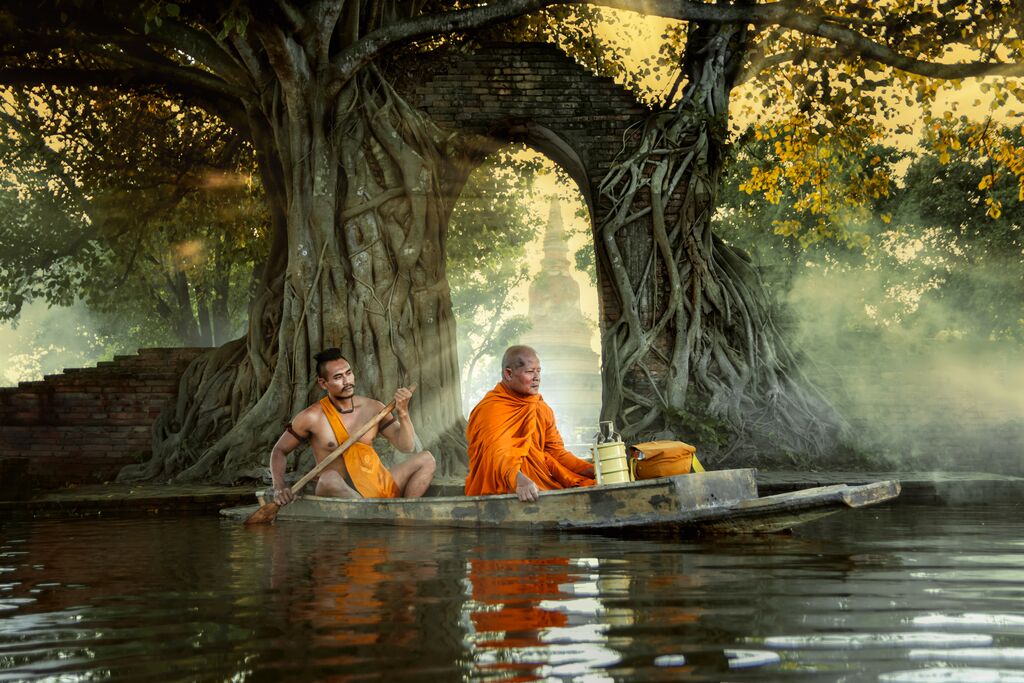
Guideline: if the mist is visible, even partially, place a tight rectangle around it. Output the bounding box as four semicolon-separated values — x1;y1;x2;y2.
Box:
786;263;1024;475
0;300;112;387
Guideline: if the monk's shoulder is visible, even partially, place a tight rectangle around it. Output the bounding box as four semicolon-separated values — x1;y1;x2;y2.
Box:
467;390;501;422
290;403;327;439
536;396;556;419
361;395;385;411
292;403;323;428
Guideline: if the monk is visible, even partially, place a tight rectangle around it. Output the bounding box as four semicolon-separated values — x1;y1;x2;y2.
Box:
465;345;595;502
268;348;435;505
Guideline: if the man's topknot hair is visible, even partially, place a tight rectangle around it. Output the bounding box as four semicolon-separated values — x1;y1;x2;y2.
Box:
314;347;348;379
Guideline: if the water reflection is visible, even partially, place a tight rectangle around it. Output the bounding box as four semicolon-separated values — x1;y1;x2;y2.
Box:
464;556;624;680
2;504;1024;680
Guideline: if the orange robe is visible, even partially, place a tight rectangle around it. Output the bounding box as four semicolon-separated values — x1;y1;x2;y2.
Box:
319;397;401;499
465;382;595;496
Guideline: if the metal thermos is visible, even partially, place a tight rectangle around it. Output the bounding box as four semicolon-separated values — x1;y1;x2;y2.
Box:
591;421;630;485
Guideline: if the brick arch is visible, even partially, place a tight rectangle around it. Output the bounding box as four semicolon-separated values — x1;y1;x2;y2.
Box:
395;41;651;324
484;119;594;213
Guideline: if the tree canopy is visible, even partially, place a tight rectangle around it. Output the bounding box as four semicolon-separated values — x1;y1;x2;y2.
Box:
2;1;1024;481
0;87;267;347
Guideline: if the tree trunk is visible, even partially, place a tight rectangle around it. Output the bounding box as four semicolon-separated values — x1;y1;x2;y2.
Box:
119;68;469;484
172;270;207;347
196;294;214;347
208;242;233;346
596;19;845;466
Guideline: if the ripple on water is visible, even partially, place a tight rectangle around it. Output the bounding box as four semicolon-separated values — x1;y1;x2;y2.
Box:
910;648;1024;663
0;597;35;612
653;654;687;667
915;613;1024;631
538;623;610;643
763;632;994;649
725;649;782;669
2;505;1024;681
879;669;1024;682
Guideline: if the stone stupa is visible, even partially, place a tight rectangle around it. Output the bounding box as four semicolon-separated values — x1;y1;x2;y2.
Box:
519;198;602;450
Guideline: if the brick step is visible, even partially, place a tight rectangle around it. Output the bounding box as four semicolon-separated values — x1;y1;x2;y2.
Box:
0;347;204;490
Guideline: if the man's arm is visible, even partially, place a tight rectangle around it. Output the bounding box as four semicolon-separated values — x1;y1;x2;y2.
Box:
549;447;595;478
487;435;535;502
514;471;540;502
380;385;417;453
466;403;528;498
269;416;310;505
542;410;595;478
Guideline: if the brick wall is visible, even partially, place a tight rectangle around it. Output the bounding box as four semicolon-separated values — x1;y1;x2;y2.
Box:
0;347;206;489
394;42;651;327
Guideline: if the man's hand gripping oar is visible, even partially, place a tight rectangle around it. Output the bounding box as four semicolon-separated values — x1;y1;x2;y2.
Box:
243;386;413;525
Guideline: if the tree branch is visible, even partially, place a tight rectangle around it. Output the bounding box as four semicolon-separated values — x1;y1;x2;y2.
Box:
144;20;251;87
250;21;312;101
736;46;837;85
591;0;1024;79
0;58;246;99
328;0;571;94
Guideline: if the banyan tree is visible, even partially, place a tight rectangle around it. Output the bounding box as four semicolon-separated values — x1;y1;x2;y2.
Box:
1;1;1022;482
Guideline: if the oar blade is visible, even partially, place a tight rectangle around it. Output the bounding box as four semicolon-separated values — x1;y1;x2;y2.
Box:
243;501;281;525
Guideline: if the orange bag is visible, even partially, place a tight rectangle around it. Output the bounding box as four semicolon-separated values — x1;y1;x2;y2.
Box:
629;440;703;480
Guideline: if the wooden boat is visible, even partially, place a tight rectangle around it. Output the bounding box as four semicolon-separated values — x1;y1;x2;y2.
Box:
220;468;900;534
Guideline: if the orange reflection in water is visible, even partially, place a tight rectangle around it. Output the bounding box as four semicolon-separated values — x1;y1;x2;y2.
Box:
466;557;581;682
275;532;435;655
316;545;393;647
470;557;571;644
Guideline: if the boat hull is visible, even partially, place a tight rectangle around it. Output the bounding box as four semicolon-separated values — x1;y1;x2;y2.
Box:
221;469;901;534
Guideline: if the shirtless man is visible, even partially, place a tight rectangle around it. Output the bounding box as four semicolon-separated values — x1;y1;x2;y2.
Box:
269;347;436;505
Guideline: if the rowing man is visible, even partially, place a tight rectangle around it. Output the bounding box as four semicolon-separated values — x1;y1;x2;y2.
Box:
268;348;436;506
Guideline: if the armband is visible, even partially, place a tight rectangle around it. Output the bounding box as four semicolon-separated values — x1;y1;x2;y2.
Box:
285;423;307;441
379;416;397;432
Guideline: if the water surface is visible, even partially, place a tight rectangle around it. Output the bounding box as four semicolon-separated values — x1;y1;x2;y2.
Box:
2;503;1024;681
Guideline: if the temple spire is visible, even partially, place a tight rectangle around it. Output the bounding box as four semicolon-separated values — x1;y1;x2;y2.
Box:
542;196;571;272
520;196;602;451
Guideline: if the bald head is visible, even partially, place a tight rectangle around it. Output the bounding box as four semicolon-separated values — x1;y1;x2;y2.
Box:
502;345;538;373
501;345;541;396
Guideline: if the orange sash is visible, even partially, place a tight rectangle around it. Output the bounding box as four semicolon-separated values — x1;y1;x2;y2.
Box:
319;397;400;499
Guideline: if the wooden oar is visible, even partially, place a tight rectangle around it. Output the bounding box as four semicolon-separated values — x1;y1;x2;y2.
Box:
243;396;400;525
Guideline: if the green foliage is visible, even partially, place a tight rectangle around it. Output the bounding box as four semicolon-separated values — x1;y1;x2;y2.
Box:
0;88;268;350
716;123;1024;344
448;147;541;406
141;0;181;32
884;126;1024;342
0;301;115;386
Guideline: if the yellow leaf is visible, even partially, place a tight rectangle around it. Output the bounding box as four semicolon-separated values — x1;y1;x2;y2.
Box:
939;151;951;164
978;174;993;190
985;198;1003;219
881;213;892;224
